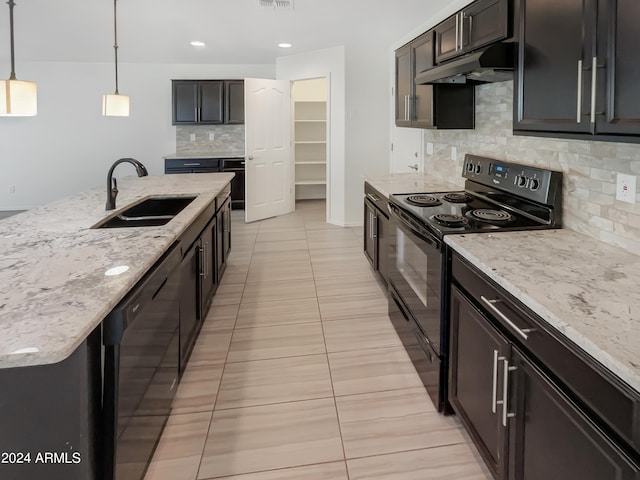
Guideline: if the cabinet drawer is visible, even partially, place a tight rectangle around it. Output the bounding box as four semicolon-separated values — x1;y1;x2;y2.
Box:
165;158;221;173
451;253;640;454
364;182;389;218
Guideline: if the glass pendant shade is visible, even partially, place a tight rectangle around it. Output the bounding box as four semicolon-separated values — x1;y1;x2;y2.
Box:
102;93;130;116
0;78;37;116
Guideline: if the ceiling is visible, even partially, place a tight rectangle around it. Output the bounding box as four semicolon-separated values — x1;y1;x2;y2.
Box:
0;0;452;65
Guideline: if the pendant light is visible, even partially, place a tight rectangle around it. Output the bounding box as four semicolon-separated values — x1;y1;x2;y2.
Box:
0;0;37;116
102;0;129;116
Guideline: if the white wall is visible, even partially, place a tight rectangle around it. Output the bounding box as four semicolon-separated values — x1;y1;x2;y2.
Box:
277;45;392;226
0;61;275;210
276;47;347;225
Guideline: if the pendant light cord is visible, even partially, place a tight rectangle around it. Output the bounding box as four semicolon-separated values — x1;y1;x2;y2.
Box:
7;0;16;80
112;0;119;94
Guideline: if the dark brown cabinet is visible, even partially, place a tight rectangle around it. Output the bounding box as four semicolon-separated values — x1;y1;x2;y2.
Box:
449;253;640;480
178;242;200;369
224;80;245;124
364;183;390;284
216;194;231;282
172;80;244;125
514;0;640;138
199;217;217;317
435;0;510;64
395;30;475;129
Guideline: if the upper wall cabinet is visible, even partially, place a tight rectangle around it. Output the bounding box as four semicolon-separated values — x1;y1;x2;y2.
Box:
435;0;510;64
395;30;475;129
514;0;640;138
172;80;244;125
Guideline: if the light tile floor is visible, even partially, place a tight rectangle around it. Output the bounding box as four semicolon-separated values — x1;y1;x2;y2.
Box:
145;200;493;480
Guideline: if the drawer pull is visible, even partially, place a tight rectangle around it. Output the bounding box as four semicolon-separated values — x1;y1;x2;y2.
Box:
480;296;535;340
502;359;517;427
491;350;499;413
366;193;380;202
183;162;201;166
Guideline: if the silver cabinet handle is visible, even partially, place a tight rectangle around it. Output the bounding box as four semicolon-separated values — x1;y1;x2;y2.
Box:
199;245;205;277
408;164;418;171
372;214;377;239
491;350;499;413
502;359;517;427
576;59;583;123
459;13;464;49
366;193;380;202
480;296;535;340
591;56;597;124
405;95;410;121
467;14;473;46
183;162;201;166
195;107;198;121
455;13;460;51
205;241;209;277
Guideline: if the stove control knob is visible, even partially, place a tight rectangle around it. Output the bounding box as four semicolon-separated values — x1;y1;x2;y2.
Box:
474;164;482;174
517;175;527;187
529;178;540;191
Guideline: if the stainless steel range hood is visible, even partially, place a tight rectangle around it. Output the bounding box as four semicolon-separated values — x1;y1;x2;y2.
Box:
415;43;514;85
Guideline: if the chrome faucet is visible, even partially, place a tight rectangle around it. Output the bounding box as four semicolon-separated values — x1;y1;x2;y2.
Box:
106;158;149;210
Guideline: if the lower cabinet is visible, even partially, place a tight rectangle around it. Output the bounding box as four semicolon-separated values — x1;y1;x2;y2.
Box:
199;216;217;317
364;183;390;284
449;254;640;480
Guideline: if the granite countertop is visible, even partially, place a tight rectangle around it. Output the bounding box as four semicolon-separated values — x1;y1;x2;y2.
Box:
445;229;640;392
365;172;462;198
164;152;245;159
0;173;234;369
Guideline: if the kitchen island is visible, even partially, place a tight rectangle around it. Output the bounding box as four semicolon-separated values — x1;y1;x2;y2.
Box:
0;173;234;480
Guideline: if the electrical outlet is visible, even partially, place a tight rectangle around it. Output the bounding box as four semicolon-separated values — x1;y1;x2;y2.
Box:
208;132;215;141
190;133;196;142
426;142;434;155
451;146;457;161
616;173;637;204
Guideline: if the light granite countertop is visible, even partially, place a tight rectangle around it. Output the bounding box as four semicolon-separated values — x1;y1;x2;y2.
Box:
445;229;640;392
164;152;245;159
365;173;462;198
0;173;234;369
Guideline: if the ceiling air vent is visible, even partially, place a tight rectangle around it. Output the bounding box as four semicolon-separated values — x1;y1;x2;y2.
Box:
258;0;294;10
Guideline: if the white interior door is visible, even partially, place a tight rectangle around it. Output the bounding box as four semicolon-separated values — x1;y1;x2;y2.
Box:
245;78;293;222
390;126;423;173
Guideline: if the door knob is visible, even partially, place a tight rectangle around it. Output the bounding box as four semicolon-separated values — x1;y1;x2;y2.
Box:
248;155;254;160
408;164;418;171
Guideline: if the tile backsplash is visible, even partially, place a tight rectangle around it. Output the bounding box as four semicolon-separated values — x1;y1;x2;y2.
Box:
422;80;640;256
176;125;245;155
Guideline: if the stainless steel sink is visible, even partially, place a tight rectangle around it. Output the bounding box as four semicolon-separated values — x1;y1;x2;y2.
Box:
94;196;197;228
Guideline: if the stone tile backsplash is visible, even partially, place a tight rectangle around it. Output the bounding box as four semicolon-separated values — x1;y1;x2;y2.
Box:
176;125;245;155
422;80;640;256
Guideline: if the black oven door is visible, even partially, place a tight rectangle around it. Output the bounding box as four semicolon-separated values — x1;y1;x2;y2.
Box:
388;203;443;355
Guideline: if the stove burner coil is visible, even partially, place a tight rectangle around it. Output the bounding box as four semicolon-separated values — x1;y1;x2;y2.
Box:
431;213;468;227
443;192;472;203
406;195;442;207
470;209;514;222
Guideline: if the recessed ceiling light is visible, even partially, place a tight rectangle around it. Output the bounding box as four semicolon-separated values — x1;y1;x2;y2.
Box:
190;41;206;47
278;43;292;48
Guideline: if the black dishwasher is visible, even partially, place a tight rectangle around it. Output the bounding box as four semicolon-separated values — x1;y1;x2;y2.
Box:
221;158;245;210
102;243;182;480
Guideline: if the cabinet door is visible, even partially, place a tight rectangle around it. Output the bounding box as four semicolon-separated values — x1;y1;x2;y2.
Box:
412;31;435;128
224;198;232;261
199;218;216;316
376;212;390;284
435;14;460;63
199;81;224;124
363;200;376;268
596;0;640;136
508;348;640;480
395;44;412;127
216;199;230;282
514;0;596;133
225;80;245;124
449;285;509;478
179;245;200;369
172;81;198;124
462;0;509;53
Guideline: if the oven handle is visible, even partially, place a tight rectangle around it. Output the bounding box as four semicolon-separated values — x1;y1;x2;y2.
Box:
389;203;441;250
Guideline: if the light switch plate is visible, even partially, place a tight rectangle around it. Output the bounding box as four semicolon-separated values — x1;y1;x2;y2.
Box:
427;142;434;155
190;133;196;142
209;133;215;141
616;173;636;204
451;146;457;161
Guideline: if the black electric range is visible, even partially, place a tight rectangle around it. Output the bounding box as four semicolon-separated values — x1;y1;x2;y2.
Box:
386;154;562;412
